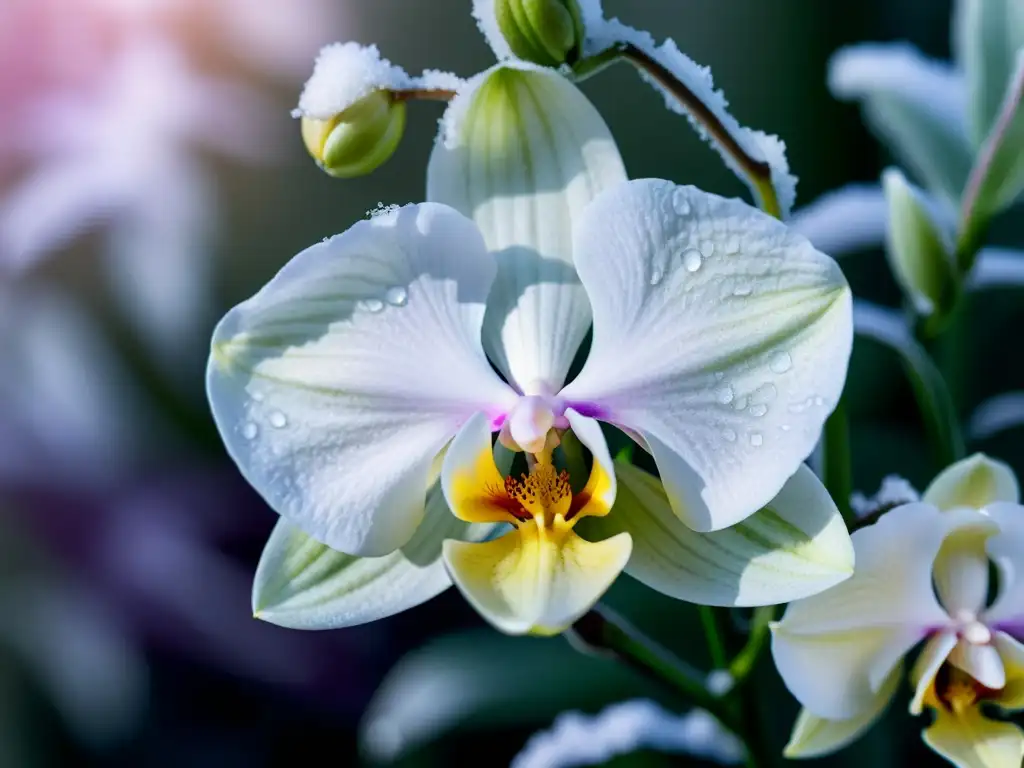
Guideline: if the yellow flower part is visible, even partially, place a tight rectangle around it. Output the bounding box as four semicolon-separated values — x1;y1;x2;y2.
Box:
441;411;631;635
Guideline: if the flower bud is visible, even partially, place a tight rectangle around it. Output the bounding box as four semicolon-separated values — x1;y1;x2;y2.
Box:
300;90;406;178
494;0;584;67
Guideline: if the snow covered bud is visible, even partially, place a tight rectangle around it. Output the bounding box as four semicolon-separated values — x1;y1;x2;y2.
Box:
300;91;406;178
493;0;584;67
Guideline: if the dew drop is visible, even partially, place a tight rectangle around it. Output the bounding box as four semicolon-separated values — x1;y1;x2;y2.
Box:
722;427;737;442
700;240;715;258
733;283;752;297
733;395;749;411
251;391;265;403
269;411;288;429
713;371;725;381
242;422;258;439
672;188;692;215
769;351;792;374
724;235;741;255
360;298;385;313
650;267;664;286
779;424;791;432
749;404;768;417
384;286;408;306
683;249;703;273
750;432;763;447
715;385;734;404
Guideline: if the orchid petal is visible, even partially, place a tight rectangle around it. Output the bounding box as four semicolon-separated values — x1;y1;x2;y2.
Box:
993;632;1024;709
563;409;616;519
771;504;976;719
923;703;1024;768
443;525;631;636
910;631;959;715
561;179;852;532
252;442;514;629
950;641;1007;691
207;203;516;556
829;43;971;206
783;666;901;759
582;462;853;607
933;521;998;617
980;502;1024;629
924;454;1020;510
443;411;519;525
429;61;626;394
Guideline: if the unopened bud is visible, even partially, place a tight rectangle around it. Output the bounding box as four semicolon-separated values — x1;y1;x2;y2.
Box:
301;90;406;178
494;0;584;67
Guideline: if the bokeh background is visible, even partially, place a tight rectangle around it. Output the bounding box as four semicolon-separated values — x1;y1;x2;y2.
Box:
0;0;1019;765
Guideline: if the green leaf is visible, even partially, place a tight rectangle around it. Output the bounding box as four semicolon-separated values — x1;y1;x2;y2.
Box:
959;53;1024;259
954;0;1024;146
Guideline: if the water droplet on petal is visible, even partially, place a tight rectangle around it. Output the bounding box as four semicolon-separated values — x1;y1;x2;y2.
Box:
722;428;737;442
251;391;265;403
672;188;691;215
725;235;741;255
360;298;385;313
700;240;715;258
733;395;749;411
650;268;664;286
715;385;734;404
769;351;792;374
683;249;703;273
750;433;763;447
733;283;752;297
242;422;259;439
779;424;791;432
269;411;288;428
749;404;768;417
384;286;408;306
714;371;725;381
814;396;826;406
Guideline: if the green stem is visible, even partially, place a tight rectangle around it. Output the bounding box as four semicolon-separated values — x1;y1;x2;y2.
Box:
568;605;742;734
571;43;782;219
699;606;729;670
729;606;775;684
822;399;855;527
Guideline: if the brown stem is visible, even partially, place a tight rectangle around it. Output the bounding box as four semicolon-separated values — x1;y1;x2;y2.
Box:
391;88;457;103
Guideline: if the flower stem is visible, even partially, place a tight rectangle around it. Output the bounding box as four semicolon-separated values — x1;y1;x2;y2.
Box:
571;43;782;219
822;399;855;526
568;605;742;733
699;606;729;670
729;606;775;684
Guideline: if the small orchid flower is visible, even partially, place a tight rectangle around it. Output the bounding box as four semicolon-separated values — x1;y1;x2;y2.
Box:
773;454;1024;768
209;170;853;634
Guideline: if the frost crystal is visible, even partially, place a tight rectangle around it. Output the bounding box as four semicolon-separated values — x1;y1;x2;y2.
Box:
294;42;464;120
471;0;514;60
511;700;744;768
850;475;920;518
580;14;798;216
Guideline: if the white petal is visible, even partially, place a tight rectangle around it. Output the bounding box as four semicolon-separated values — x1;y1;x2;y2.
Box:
560;179;852;532
969;391;1024;441
924;454;1021;511
950;640;1007;691
582;462;853;607
428;62;626;393
252;445;512;629
910;631;959;715
981;502;1024;629
789;184;887;257
829;43;972;206
993;631;1024;709
207;203;516;556
933;519;999;617
783;666;901;759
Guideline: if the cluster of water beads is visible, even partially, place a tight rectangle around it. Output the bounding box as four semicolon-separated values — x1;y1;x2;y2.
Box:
356;284;409;313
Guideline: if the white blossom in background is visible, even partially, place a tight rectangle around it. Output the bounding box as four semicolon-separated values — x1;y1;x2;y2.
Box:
511;700;744;768
773;454;1024;768
849;475;920;519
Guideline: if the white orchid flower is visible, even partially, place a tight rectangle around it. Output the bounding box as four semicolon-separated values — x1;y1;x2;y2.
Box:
773;453;1024;768
209;166;853;634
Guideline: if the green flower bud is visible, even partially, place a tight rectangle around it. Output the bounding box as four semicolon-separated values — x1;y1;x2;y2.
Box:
494;0;584;67
300;90;406;179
